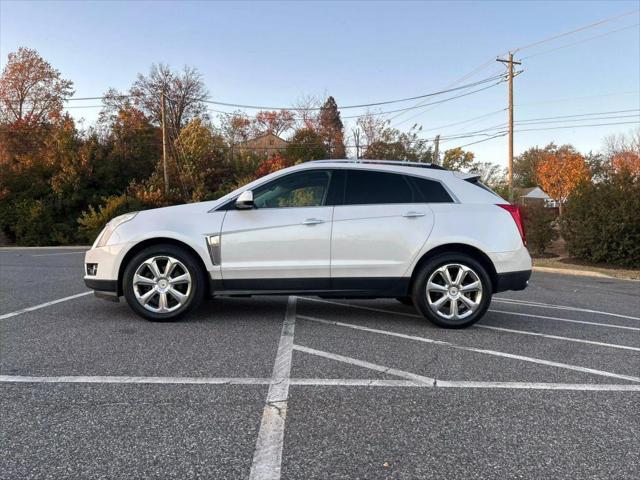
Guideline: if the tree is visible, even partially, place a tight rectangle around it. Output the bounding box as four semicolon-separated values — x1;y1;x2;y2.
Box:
103;64;207;141
0;47;74;125
253;110;295;137
536;145;589;214
318;96;346;158
357;113;432;162
513;146;548;188
219;112;251;159
442;147;475;171
255;153;289;177
612;150;640;176
284;128;328;163
469;161;507;189
175;118;227;200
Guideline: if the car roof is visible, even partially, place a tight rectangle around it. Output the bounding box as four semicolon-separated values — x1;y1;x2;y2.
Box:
297;159;478;182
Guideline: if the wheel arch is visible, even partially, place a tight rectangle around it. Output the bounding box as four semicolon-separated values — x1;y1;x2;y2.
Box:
117;237;209;296
409;243;498;294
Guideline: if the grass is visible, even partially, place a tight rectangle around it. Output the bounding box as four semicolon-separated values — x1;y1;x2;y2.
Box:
531;238;640;281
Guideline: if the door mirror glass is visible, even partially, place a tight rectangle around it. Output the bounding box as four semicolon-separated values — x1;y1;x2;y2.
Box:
235;190;254;209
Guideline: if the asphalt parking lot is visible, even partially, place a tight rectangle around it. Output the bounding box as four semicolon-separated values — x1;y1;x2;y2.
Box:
1;248;639;479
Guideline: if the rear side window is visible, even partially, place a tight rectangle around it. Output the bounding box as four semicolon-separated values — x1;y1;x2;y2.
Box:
408;177;453;203
344;170;413;205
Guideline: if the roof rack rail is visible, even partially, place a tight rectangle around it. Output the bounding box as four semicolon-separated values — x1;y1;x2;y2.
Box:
310;159;446;170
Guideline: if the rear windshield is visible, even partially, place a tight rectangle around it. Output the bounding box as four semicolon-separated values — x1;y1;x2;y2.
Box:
464;177;504;200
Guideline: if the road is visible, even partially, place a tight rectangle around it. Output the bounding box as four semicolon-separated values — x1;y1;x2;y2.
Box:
1;247;639;479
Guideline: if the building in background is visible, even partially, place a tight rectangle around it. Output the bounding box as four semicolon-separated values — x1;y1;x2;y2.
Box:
237;132;288;157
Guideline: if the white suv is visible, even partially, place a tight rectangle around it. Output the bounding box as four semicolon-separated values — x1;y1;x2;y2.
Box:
84;160;531;328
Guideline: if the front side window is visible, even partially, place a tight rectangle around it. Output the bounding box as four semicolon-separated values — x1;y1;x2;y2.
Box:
344;170;413;205
253;170;332;208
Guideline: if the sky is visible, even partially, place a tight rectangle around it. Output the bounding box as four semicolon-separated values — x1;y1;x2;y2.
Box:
1;0;639;166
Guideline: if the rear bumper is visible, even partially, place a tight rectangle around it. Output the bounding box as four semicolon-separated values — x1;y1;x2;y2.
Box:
495;269;531;293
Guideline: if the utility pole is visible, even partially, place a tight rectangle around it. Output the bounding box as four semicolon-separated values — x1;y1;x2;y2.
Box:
497;52;521;202
433;134;440;165
161;91;169;196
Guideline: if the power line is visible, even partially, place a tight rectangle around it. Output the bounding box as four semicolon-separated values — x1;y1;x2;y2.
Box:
521;23;640;60
512;9;639;53
201;74;507;111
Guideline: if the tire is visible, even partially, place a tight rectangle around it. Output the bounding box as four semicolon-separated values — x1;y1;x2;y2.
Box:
412;253;492;329
396;296;415;307
123;244;206;321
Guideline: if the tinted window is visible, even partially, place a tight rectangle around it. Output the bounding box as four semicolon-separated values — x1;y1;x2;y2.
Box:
253;170;331;208
409;177;453;203
344;170;412;205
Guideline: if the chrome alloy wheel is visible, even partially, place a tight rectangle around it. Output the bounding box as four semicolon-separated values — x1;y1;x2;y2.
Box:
132;255;192;313
426;263;483;321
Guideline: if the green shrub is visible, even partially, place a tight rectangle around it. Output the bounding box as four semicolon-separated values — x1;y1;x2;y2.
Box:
560;172;640;267
522;202;558;256
77;194;144;244
13;199;56;246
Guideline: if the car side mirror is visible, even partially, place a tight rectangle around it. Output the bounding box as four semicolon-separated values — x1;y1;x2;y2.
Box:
235;190;254;209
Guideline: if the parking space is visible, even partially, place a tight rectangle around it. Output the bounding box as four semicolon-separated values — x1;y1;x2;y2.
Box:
1;248;639;479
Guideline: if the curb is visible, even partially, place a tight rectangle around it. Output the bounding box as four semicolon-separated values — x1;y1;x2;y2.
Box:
533;265;613;279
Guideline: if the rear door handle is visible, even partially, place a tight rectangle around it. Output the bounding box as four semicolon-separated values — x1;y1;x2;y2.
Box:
302;218;325;225
402;211;426;218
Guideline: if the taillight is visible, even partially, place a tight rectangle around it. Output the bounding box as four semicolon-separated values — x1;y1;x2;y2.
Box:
497;204;526;246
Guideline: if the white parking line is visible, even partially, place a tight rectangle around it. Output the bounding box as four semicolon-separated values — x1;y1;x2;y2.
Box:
490;309;640;331
298;315;640;383
478;325;640;352
493;298;640;321
3;375;639;391
301;297;640;345
0;375;271;385
31;251;87;257
0;292;92;320
249;296;297;480
293;344;435;385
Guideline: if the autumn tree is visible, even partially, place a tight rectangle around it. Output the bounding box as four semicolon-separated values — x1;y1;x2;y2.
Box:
605;129;640;176
0;47;74;126
513;146;548;188
102;64;207;141
442;147;475;171
284;128;327;163
536;145;590;214
219;112;251;159
253;110;295;137
175;118;227;200
357;113;432;162
319;96;346;158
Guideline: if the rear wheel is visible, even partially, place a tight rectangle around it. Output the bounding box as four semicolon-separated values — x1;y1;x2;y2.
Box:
412;253;491;328
123;244;206;321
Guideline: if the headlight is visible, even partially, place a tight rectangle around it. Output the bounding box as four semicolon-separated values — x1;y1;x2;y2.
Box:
94;212;138;247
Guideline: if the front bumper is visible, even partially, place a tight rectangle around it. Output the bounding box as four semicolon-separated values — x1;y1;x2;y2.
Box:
83;242;134;298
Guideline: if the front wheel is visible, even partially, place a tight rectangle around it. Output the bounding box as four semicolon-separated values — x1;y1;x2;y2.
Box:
123;244;206;321
412;254;492;328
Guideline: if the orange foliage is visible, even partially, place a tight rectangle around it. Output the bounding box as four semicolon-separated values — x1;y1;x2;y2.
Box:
536;148;589;209
255;153;289;177
612;151;640;176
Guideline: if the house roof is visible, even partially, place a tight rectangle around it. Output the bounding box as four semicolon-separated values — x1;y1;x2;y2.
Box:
518;186;551;199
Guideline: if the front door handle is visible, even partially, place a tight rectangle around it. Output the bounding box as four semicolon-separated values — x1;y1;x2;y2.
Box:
402;211;426;218
302;218;325;225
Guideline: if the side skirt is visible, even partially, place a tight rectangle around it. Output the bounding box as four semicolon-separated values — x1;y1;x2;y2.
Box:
210;277;410;298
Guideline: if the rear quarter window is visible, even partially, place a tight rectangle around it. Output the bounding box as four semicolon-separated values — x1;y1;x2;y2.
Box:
408;176;453;203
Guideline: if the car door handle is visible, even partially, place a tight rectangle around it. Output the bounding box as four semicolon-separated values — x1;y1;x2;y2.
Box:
402;211;426;218
302;218;325;225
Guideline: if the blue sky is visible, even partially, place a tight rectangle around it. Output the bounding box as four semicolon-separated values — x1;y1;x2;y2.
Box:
1;0;638;165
